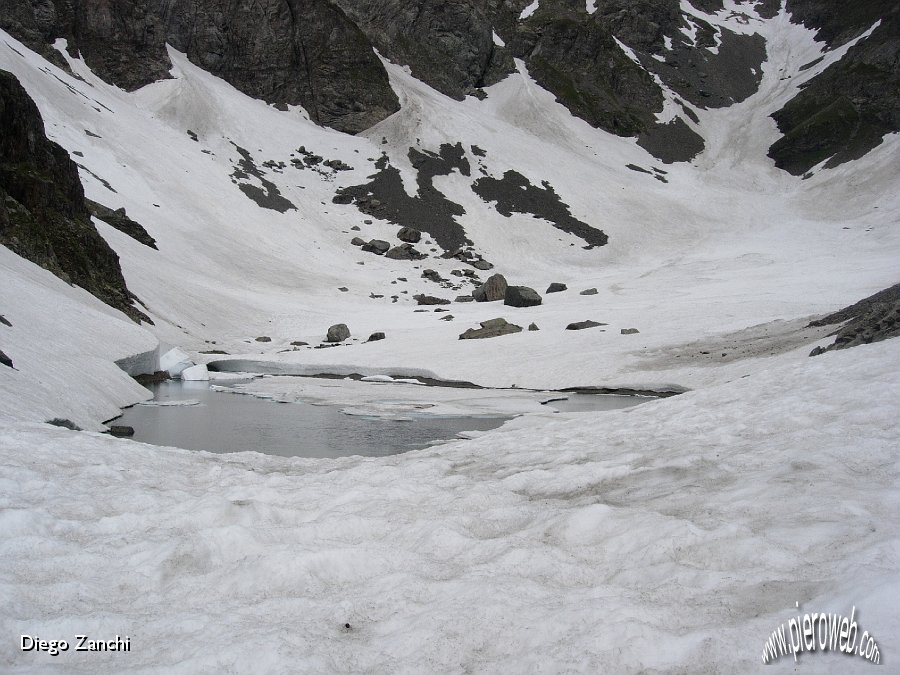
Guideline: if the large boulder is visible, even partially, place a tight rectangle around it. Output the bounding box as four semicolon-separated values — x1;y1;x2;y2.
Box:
504;286;542;308
397;226;422;243
473;273;508;302
546;282;567;293
361;239;390;254
384;243;426;260
459;318;523;340
326;323;351;342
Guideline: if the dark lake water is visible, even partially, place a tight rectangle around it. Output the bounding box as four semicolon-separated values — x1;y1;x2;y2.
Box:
115;381;646;459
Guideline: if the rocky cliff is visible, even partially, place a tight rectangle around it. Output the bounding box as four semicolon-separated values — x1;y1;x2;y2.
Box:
0;0;400;134
769;2;899;174
1;0;896;167
0;69;147;322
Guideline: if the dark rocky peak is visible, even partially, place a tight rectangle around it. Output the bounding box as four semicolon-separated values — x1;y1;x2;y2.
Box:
332;0;517;99
769;5;899;174
785;0;896;47
1;0;400;134
0;69;148;323
506;0;665;136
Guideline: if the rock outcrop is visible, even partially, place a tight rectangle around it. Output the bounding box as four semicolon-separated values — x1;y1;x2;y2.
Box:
1;0;400;134
0;70;147;323
86;200;157;249
566;320;605;330
809;282;900;355
332;0;515;99
768;6;900;174
459;317;523;340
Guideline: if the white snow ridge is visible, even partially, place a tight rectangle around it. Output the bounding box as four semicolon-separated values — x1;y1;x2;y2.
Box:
0;4;898;673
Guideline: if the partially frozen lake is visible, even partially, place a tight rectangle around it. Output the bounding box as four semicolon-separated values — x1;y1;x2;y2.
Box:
115;378;646;458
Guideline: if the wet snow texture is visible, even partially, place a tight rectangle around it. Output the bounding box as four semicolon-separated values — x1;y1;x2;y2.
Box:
2;340;898;672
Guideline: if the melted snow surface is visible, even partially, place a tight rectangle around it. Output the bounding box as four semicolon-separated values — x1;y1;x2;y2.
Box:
2;340;898;672
0;10;897;671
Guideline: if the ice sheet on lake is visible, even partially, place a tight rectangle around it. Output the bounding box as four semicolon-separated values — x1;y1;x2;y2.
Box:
136;399;201;407
221;375;563;419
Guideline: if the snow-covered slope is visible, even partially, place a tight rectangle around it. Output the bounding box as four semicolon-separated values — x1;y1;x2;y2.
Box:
0;2;898;671
1;13;898;414
2;337;897;673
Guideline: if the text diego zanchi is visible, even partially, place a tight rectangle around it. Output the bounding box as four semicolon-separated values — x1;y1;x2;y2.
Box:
21;634;131;655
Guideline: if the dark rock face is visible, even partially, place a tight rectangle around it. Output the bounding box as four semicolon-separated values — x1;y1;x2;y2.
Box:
546;282;567;293
621;327;640;334
0;348;13;369
580;288;598;296
472;170;608;248
504;286;542;307
809;282;900;354
366;331;385;342
326;323;350;342
508;1;663;137
637;117;706;165
332;0;515;99
0;70;147;323
86;200;157;249
473;273;508;302
351;236;366;246
785;0;895;47
229;144;296;212
768;7;900;175
459;317;523;340
336;145;471;252
1;0;400;135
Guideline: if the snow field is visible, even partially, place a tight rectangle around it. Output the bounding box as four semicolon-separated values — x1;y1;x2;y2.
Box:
1;339;897;672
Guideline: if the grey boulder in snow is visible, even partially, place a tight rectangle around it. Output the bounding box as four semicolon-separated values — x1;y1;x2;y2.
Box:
504;286;542;308
326;323;351;342
473;274;508;302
